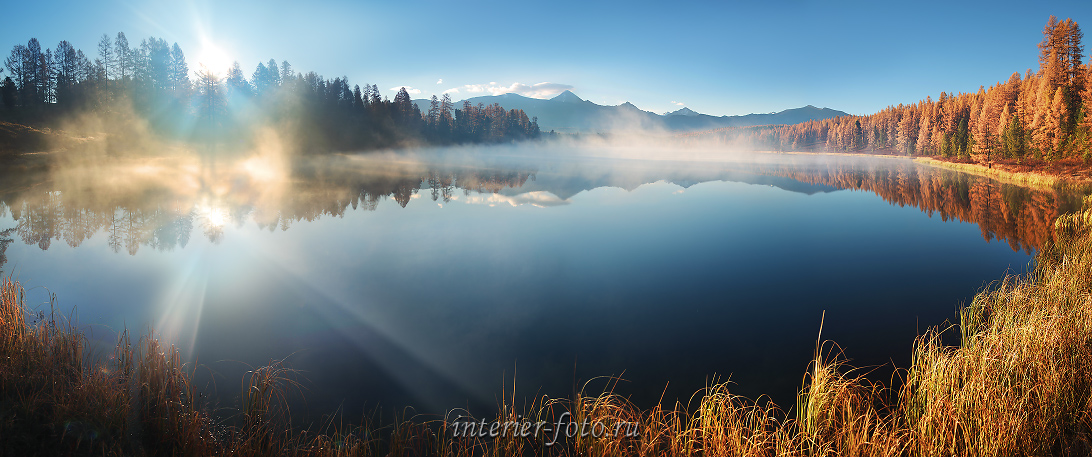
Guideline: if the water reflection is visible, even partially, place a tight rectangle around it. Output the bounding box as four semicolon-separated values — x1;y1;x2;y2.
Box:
0;154;1082;267
0;155;538;262
743;160;1083;253
0;149;1077;416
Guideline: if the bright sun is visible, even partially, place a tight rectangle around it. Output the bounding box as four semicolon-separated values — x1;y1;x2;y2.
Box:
195;42;232;75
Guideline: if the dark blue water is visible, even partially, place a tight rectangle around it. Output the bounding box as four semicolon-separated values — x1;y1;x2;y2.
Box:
0;147;1078;420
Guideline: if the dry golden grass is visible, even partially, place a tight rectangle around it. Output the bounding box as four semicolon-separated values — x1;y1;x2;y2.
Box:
5;195;1092;455
914;156;1092;193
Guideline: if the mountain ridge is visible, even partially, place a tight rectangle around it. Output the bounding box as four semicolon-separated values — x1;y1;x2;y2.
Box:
413;92;848;133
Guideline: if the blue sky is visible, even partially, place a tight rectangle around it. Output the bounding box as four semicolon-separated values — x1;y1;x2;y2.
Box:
2;0;1090;116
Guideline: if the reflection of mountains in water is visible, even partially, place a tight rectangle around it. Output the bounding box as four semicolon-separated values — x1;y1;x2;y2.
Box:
507;167;839;200
0;155;1083;264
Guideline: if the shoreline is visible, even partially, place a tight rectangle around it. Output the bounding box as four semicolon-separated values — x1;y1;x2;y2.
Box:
911;157;1090;191
759;149;1092;191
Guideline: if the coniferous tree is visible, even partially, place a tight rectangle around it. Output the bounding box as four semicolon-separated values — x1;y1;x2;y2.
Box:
25;39;42;105
97;34;113;85
114;32;131;82
440;93;454;134
252;62;270;95
279;60;293;85
3;45;27;106
427;95;440;129
267;59;281;88
369;84;381;106
39;47;54;104
195;65;224;133
225;61;250;99
393;87;413;124
897;109;918;155
0;77;15;109
169;43;189;96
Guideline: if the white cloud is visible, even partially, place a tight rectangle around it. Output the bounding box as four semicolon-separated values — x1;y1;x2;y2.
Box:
442;88;460;94
460;82;574;99
458;191;569;208
436;78;443;84
389;86;422;95
671;101;685;106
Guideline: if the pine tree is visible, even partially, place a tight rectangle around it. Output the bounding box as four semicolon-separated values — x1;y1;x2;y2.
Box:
280;60;293;85
97;34;113;84
267;59;281;88
169;43;189;98
252;62;269;95
440;93;454;134
54;41;78;106
1002;105;1027;160
195;65;224;133
0;77;15;109
114;32;130;82
427;95;440;128
26;38;42;104
393;87;413;124
225;61;250;99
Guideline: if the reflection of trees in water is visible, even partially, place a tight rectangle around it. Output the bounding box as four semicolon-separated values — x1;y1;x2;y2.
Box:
747;160;1084;253
0;227;14;274
0;158;1075;263
0;167;535;258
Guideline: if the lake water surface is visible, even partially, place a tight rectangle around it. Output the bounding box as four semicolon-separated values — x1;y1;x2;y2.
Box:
0;144;1080;419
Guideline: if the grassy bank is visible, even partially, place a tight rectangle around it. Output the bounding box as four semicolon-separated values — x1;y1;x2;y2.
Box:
5;198;1092;455
912;156;1092;192
757;149;1092;193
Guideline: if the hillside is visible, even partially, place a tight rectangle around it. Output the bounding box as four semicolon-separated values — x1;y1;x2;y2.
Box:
415;91;848;134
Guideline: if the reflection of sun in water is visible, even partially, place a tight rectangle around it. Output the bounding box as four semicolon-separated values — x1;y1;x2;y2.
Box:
199;204;229;229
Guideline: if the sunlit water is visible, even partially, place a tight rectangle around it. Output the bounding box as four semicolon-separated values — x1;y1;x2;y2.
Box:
0;145;1081;420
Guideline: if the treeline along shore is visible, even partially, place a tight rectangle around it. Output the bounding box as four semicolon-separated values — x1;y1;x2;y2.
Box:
683;16;1092;182
0;31;541;157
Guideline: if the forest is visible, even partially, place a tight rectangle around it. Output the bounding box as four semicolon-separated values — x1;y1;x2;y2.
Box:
0;32;541;154
685;16;1092;167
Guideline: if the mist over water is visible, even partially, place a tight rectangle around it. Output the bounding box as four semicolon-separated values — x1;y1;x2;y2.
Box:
0;142;1078;420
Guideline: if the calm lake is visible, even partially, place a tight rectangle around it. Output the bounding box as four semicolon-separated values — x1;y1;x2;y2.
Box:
0;143;1080;419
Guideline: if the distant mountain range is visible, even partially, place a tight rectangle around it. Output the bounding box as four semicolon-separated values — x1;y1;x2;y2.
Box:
414;91;849;133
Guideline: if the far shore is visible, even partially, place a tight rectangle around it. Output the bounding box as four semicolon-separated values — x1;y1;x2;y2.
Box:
758;149;1092;191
